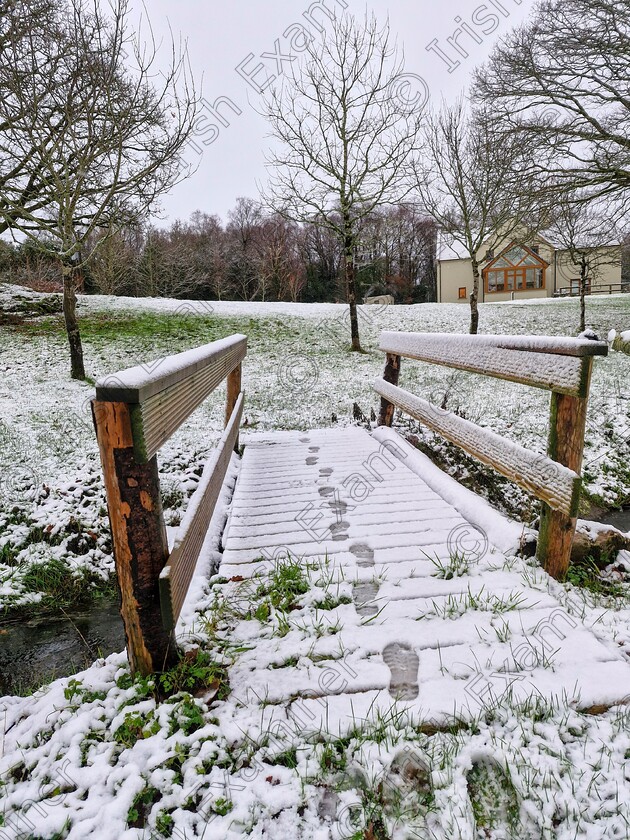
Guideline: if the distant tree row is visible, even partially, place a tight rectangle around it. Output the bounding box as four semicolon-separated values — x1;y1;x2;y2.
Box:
4;199;437;304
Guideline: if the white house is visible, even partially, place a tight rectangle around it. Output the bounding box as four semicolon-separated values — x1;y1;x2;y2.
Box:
436;233;623;304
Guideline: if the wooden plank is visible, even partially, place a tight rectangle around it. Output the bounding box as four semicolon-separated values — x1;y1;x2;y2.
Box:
380;331;608;359
130;340;246;462
159;392;245;630
373;379;581;516
378;332;599;397
95;334;247;403
91;400;175;676
538;359;593;579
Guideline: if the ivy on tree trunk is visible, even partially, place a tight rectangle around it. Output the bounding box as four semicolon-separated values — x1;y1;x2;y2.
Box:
61;262;85;380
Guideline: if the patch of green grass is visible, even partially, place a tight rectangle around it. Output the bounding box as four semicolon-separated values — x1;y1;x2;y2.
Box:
158;650;227;697
429;551;471;580
267;747;299;770
419;587;527;621
0;543;18;566
313;593;353;611
114;711;161;749
127;784;160;828
168;696;205;737
19;558;103;609
64;678;107;704
320;740;347;773
566;554;627;598
155;810;175;837
255;557;310;612
209;797;233;817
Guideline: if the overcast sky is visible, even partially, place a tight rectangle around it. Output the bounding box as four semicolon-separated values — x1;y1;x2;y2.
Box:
137;0;536;225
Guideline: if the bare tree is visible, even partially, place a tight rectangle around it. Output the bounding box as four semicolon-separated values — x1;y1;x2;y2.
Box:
0;0;64;233
262;12;424;351
546;194;623;332
0;0;197;378
418;98;545;333
225;198;264;301
474;0;630;206
256;215;304;302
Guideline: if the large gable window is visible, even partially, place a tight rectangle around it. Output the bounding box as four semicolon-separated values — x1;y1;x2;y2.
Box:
484;245;546;294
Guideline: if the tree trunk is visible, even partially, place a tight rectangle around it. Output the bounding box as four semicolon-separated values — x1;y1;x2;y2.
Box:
61;261;86;380
579;257;587;333
344;222;362;352
470;258;481;335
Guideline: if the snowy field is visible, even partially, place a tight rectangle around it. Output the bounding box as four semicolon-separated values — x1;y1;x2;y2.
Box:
1;286;630;839
1;287;629;610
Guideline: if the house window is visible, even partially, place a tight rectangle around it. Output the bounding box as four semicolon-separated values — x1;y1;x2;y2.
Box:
484;244;547;294
458;287;467;299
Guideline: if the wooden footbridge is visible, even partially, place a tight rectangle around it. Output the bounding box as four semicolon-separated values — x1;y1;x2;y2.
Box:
92;330;630;720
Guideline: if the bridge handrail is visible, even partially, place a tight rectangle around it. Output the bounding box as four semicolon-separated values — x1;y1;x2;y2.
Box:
92;334;247;674
374;331;607;580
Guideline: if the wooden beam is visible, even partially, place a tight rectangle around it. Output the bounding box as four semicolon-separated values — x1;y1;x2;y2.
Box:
373;378;581;517
378;332;605;397
95;334;247;403
537;360;593;579
380;331;609;358
378;353;401;427
160;393;245;630
91;400;175;676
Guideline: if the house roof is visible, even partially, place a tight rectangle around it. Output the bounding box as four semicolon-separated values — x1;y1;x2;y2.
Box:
437;229;621;263
436;235;472;262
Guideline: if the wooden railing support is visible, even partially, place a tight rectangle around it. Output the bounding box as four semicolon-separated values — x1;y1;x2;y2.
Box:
226;362;242;452
537;359;593;579
92;401;175;676
379;353;401;427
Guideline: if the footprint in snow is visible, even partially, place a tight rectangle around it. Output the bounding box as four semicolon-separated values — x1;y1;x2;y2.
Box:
349;543;375;568
353;581;380;618
306;457;319;465
383;642;419;701
466;755;521;839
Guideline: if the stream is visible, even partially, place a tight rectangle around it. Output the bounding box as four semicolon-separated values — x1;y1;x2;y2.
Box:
598;507;630;534
0;599;126;697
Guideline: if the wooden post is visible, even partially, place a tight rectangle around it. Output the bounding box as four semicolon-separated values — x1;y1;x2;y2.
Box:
92;400;176;676
378;353;401;427
537;359;593;580
226;362;242;451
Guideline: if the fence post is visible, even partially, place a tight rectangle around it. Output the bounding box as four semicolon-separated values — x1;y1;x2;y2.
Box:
226;362;242;451
537;358;593;579
92;400;176;676
378;353;401;427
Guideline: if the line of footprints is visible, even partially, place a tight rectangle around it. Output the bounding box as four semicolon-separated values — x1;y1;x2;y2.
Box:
300;438;420;701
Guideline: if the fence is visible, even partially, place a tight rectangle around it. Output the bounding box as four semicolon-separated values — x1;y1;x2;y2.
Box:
554;283;630;297
374;331;608;579
92;334;246;675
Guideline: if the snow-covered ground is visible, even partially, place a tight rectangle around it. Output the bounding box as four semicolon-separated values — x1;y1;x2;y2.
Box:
1;287;629;610
1;286;630;839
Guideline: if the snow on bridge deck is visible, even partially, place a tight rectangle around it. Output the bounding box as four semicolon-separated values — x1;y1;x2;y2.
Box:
217;427;630;733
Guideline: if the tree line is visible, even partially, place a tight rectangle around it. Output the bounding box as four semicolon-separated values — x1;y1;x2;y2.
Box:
3;199;437;304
